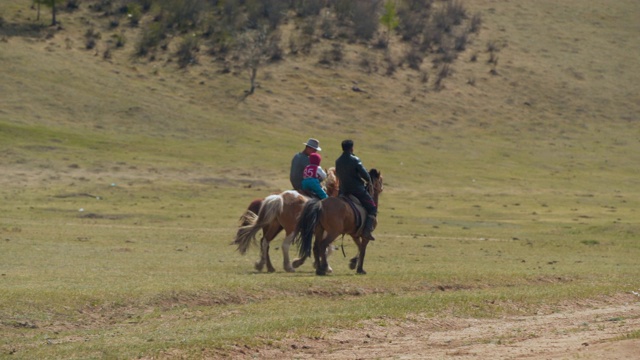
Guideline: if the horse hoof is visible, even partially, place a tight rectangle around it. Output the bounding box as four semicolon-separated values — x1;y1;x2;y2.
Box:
254;263;264;272
349;260;357;270
292;259;304;268
327;266;333;273
267;267;276;273
316;269;327;276
284;267;296;273
357;269;367;275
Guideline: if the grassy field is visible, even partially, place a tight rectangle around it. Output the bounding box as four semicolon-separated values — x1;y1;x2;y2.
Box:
1;0;639;358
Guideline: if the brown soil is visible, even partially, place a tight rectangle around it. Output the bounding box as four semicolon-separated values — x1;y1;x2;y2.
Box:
233;294;640;359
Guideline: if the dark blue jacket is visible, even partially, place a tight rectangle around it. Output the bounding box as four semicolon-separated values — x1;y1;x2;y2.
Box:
335;151;372;195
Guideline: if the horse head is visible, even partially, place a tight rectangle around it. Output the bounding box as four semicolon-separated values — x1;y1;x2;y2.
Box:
368;168;383;196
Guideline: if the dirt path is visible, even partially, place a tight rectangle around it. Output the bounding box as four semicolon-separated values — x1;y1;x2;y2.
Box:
242;294;640;359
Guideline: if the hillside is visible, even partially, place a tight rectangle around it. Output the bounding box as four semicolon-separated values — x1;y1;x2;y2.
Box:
1;1;640;358
2;0;639;220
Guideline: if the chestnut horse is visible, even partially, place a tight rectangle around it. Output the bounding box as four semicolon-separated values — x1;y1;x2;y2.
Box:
233;168;339;272
295;169;383;275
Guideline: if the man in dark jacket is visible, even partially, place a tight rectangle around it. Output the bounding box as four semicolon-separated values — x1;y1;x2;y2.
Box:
335;139;377;241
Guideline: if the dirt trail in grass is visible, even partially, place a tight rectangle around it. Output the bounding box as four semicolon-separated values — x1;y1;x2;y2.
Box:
244;294;640;359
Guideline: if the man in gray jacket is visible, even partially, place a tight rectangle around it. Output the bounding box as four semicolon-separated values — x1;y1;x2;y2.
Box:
290;138;321;191
335;139;377;241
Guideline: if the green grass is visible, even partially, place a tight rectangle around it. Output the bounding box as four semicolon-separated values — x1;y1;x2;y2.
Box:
2;0;640;358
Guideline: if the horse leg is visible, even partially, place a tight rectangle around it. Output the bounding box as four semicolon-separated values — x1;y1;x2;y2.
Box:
264;237;276;273
325;243;333;274
254;237;267;272
348;236;362;270
281;232;296;273
356;238;370;275
313;237;326;276
349;253;359;270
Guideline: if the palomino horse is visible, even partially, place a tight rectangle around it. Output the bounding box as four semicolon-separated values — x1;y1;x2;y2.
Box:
295;169;383;275
233;168;338;272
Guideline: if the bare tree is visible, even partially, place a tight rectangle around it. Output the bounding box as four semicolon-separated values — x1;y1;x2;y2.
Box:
239;26;268;96
35;0;57;26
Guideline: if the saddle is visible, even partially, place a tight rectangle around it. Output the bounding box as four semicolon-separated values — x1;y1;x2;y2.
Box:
341;195;367;236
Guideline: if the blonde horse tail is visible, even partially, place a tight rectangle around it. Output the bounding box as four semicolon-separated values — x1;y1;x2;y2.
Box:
234;194;283;255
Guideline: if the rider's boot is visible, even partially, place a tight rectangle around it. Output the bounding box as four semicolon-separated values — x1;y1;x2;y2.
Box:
362;215;376;241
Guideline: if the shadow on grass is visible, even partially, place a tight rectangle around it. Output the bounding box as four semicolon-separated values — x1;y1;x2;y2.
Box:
0;20;52;39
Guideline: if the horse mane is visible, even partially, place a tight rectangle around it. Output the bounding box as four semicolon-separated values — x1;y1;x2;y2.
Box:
325;167;339;197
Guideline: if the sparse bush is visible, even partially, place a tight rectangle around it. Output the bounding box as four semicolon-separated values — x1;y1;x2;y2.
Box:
404;46;424;70
486;40;499;53
136;22;164;56
66;0;80;11
420;70;429;83
422;24;445;51
320;13;335;39
358;51;376;74
127;3;142;27
301;17;316;36
318;43;344;65
264;0;288;29
396;7;427;41
433;0;467;34
84;28;101;50
333;0;353;23
266;31;284;62
176;35;200;68
294;0;323;17
469;12;482;33
384;52;396;76
454;32;467;51
112;33;126;48
434;64;451;90
446;0;466;26
161;0;206;30
352;0;382;41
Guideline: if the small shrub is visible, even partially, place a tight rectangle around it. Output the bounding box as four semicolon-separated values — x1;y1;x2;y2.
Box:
454;32;468;51
127;3;142;27
434;64;451;90
469;12;482;33
384;52;396;76
488;51;498;64
358;52;376;74
136;23;164;56
176;35;200;68
352;0;381;40
404;46;424;70
266;31;284;62
112;33;126;48
318;43;344;65
486;40;499;53
420;70;429;83
320;14;335;39
84;28;101;50
66;0;80;11
294;0;323;17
